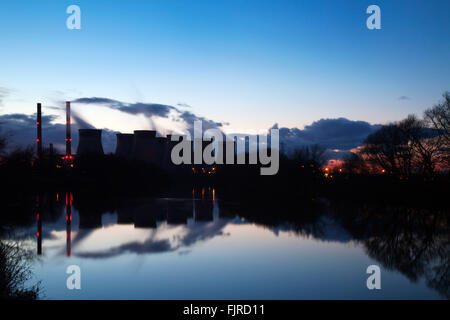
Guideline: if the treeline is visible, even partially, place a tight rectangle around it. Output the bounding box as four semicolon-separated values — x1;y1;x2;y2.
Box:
341;92;449;178
0;93;449;195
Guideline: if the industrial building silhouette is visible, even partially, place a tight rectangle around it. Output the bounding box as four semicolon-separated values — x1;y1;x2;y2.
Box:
36;102;237;172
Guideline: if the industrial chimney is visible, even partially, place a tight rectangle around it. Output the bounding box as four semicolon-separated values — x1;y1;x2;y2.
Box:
36;103;42;159
65;101;72;160
133;130;157;164
77;129;104;156
115;133;134;159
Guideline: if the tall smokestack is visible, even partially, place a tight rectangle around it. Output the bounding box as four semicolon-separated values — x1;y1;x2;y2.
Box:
36;103;42;159
65;101;72;160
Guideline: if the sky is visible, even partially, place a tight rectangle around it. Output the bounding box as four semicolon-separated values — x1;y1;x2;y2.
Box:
0;0;449;153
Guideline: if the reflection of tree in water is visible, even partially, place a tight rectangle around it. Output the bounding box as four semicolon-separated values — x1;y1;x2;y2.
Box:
230;197;327;238
1;188;448;299
334;203;449;299
424;241;449;299
0;240;40;299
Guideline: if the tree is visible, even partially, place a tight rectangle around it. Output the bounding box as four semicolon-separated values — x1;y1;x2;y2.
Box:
0;240;40;299
398;115;440;176
424;92;450;169
342;152;369;175
291;144;327;169
362;114;445;177
362;123;413;177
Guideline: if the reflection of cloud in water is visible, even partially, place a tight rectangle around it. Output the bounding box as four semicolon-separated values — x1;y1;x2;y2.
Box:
74;218;233;259
177;219;230;247
71;229;95;246
76;236;174;259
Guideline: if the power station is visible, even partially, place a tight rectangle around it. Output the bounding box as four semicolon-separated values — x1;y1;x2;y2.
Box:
35;102;235;172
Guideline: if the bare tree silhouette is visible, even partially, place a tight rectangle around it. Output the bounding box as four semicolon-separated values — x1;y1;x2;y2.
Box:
0;240;40;300
424;91;450;168
361;93;450;178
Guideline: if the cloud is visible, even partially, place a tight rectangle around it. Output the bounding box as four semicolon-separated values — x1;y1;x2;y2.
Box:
75;236;175;259
71;109;96;129
272;118;381;159
177;102;192;108
41;103;96;129
398;96;411;100
72;97;226;135
75;216;232;259
177;219;230;247
178;110;227;136
73;97;175;118
0;113;118;153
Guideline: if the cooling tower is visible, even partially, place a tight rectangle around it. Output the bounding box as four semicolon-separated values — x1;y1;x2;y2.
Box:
222;135;235;165
133;130;158;164
115;133;134;159
77;129;104;156
155;136;168;168
192;138;212;165
165;134;179;171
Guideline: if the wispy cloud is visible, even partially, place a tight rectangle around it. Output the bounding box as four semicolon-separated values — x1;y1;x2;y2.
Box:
73;97;175;118
0;87;10;107
73;97;226;135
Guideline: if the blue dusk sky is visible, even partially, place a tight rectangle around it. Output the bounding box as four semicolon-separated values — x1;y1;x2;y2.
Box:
0;0;449;138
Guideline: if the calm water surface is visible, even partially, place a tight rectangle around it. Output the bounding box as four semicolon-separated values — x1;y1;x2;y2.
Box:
3;190;448;300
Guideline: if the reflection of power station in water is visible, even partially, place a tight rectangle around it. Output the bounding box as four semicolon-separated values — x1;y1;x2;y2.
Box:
35;191;73;256
66;192;72;257
36;195;42;255
114;189;218;227
117;199;168;228
167;200;194;225
36;189;221;255
194;188;215;222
